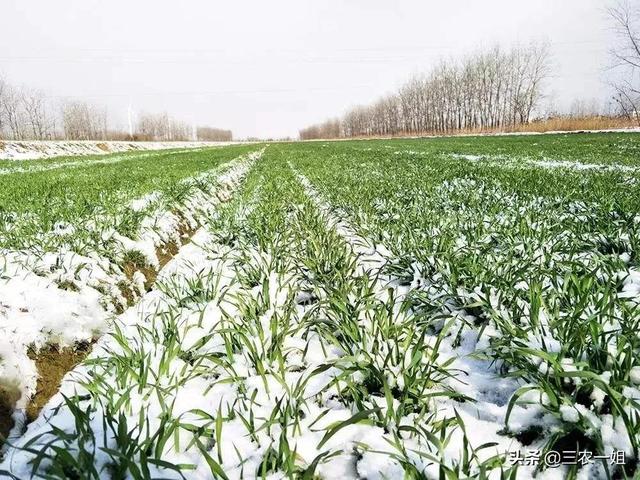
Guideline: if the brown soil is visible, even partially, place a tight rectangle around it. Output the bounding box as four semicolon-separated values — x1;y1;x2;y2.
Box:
26;342;93;423
14;218;200;430
0;141;5;151
0;381;21;443
122;220;198;294
123;262;158;292
116;280;136;313
96;142;110;152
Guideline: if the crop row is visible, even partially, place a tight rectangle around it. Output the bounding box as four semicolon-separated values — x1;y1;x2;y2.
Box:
0;147;263;455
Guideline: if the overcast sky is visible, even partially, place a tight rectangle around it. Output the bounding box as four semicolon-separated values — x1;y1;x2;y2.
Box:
0;0;618;139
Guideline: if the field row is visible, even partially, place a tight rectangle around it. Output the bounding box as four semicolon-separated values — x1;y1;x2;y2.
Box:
0;147;264;449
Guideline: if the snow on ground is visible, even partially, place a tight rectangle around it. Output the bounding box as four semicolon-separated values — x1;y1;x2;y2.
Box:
387;150;640;175
292;170;610;479
447;153;640;174
0;149;264;449
2;145;633;479
0;149;209;176
2;175;404;478
527;159;640;173
0;140;238;161
1;177;347;478
0;154;133;175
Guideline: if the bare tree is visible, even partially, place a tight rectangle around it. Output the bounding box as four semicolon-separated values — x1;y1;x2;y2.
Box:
515;43;551;124
135;112;197;141
569;98;602;118
609;1;640;125
21;88;53;140
62;101;108;140
137;112;164;140
1;74;214;142
0;84;26;140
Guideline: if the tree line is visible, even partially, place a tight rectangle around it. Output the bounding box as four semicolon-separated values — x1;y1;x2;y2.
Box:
0;76;232;142
300;44;551;140
302;4;640;141
134;113;233;141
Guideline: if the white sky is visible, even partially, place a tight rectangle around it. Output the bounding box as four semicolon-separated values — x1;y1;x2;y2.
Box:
0;0;618;139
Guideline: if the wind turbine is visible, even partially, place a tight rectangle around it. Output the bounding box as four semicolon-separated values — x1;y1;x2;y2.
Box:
127;100;134;140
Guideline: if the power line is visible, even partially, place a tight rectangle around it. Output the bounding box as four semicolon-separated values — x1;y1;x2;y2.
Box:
0;40;608;65
42;84;378;100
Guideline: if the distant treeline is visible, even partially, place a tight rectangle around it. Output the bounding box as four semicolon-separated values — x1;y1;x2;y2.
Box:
0;76;232;142
301;44;553;140
196;126;233;142
134;112;233;141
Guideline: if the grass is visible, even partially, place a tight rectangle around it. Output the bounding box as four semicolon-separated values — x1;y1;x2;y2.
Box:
1;133;640;479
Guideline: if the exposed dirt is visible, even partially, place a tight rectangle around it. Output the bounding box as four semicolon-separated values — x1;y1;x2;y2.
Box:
0;141;5;151
123;261;158;292
177;222;197;247
116;280;136;313
17;219;200;431
158;239;180;264
122;220;198;294
26;342;94;423
0;381;21;443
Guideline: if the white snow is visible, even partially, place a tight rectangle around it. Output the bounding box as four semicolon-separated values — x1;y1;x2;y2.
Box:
448;152;640;175
0;139;238;161
1;146;634;479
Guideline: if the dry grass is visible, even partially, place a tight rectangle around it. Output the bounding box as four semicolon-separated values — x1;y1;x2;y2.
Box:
503;115;639;133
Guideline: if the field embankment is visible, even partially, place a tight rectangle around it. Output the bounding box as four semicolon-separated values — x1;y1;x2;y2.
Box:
0;140;238;161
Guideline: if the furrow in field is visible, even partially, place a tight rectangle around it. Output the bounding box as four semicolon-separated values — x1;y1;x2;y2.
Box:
0;148;213;176
1;228;239;476
0;148;264;449
388;149;640;175
0;153;141;176
447;152;640;174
